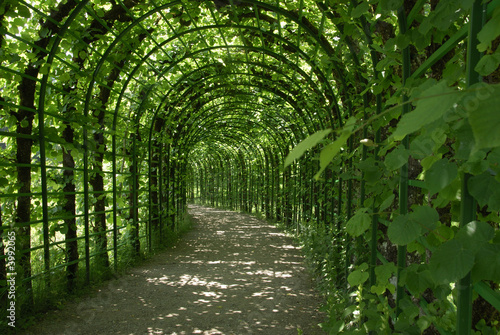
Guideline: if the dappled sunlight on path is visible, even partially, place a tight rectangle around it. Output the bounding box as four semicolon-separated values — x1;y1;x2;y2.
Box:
22;205;324;334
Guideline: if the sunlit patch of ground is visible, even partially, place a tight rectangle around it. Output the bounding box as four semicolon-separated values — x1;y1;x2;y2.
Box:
21;205;324;335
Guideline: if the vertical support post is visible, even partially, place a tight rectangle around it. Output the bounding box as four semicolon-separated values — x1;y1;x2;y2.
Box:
166;145;171;230
38;82;50;288
112;134;118;271
271;153;276;219
457;1;483;333
159;144;163;244
83;105;90;284
249;164;253;213
132;131;139;254
148;134;152;253
396;4;411;317
293;163;297;228
345;139;353;279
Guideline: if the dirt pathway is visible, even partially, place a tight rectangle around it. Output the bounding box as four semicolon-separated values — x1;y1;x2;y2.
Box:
22;205;325;335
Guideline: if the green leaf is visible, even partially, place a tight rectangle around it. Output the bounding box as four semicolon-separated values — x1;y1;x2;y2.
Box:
314;137;348;180
40;63;51;75
342;305;357;318
468;172;500;212
346;208;371;237
17;4;31;18
40;27;50;39
424;158;458;195
384;144;410;170
351;2;370;18
475;51;500;76
409;206;439;231
467;83;500;150
0;177;8;188
314;117;356;180
284;129;331;168
477;7;500;51
471;243;500;282
429;224;454;244
410;135;435;159
348;268;369;286
60;72;71;82
379;0;403;11
59;223;69;235
388;214;422;245
392;81;458;141
417;316;433;333
407;240;426;255
456;221;495;254
357;157;382;184
429;239;475;284
375;262;397;283
379;194;395;212
403;265;435;295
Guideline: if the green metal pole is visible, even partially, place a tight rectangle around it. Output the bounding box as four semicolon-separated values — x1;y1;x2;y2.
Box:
396;4;411;317
293;163;297;228
148;135;152;253
38;69;51;288
345;138;354;288
132;131;139;254
83;101;90;285
112;134;118;271
159;144;163;244
457;1;484;333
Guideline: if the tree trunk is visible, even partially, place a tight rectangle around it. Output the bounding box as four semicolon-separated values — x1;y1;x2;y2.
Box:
16;65;37;313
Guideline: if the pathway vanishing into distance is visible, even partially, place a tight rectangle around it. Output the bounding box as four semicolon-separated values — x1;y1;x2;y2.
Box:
23;205;325;335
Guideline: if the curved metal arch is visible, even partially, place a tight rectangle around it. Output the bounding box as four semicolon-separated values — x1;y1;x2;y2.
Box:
166;59;328;105
38;0;351;156
189;130;269;173
130;42;338;146
87;18;343;133
182;98;305;144
181;114;289;161
157;69;328;129
156;82;320;142
155;61;329;122
190;142;262;171
114;40;338;155
154;82;319;143
171;95;306;163
154;86;311;164
207;0;351;92
188;141;268;207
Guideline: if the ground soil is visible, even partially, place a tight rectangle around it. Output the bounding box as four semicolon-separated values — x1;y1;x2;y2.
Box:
21;205;325;335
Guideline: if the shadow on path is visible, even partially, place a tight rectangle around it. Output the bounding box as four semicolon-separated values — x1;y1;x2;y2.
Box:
22;205;325;334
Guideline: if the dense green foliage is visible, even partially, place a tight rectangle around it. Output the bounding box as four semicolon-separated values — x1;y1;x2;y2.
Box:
0;0;499;333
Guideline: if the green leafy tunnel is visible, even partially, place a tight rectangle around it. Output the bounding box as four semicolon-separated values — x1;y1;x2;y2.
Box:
1;0;500;333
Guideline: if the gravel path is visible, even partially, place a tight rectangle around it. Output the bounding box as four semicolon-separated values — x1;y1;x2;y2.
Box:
22;205;325;334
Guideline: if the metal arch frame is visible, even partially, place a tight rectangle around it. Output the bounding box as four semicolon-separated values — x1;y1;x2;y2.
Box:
182;114;289;160
183;100;304;145
187;136;269;210
159;85;311;138
151;62;329;129
164;59;328;105
69;0;353;144
155;82;318;137
158;72;324;123
83;16;345;134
